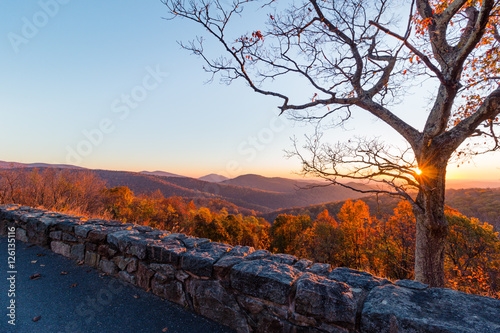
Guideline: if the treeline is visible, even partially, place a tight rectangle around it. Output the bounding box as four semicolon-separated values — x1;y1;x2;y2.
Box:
0;168;269;249
263;189;500;232
446;188;500;230
0;168;498;298
268;201;500;298
0;168;107;216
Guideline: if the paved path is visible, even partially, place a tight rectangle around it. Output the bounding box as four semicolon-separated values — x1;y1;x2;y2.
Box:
0;236;236;333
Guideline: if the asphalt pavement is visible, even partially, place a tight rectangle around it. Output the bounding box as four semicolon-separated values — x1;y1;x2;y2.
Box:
0;236;236;333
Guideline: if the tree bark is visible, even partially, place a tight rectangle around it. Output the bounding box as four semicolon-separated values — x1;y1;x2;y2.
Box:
413;156;449;287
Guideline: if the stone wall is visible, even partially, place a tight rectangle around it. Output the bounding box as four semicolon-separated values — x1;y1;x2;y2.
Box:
1;204;499;333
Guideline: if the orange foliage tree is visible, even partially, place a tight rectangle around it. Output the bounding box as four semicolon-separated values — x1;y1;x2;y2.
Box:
270;214;313;254
445;207;500;297
377;200;416;280
336;200;372;270
191;208;270;249
0;168;107;216
294;209;340;264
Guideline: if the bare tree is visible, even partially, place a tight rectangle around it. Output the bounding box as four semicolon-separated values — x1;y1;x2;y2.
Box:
163;0;500;287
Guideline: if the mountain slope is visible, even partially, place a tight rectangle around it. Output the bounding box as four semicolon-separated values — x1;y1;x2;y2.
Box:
260;188;500;231
165;175;370;212
222;174;304;192
91;170;371;213
94;170;199;198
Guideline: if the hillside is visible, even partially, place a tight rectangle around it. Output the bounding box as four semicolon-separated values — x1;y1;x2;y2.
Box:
446;188;500;229
260;189;500;231
259;194;400;222
65;170;370;213
222;174;310;192
164;175;370;211
94;170;200;197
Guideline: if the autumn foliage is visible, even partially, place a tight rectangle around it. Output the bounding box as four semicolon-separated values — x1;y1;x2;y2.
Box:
0;168;498;298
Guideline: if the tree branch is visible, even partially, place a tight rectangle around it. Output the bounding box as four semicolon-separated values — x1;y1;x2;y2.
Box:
369;20;446;84
444;86;500;153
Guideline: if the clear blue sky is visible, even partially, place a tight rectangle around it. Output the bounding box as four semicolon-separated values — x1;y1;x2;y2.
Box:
0;0;498;180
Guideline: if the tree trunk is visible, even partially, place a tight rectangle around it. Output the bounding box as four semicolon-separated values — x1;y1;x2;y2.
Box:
412;158;449;287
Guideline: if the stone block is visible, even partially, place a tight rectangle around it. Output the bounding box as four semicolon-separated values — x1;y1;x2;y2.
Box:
181;242;232;277
295;273;356;327
162;233;189;242
51;241;71;257
227;245;255;257
26;217;58;246
145;229;171;240
293;259;313;271
151;278;186;306
269;253;298;265
62;233;78;242
245;249;270;260
97;245;116;258
230;259;301;305
182;236;210;249
186;279;249;332
74;224;98;238
149;263;176;280
55;220;82;233
236;294;265;315
126;240;148;260
148;240;186;265
126;258;138;273
0;219;10;236
107;229;137;250
108;229;153;260
49;231;62;240
86;242;98;252
136;262;155;289
100;259;118;275
213;256;246;280
118;271;136;285
71;244;85;261
175;270;189;282
153;272;170;284
88;226;123;243
21;212;45;225
85;251;100;267
361;284;500;333
307;263;332;276
16;228;28;242
112;256;128;271
328;267;390;292
134;225;153;232
394;279;429;290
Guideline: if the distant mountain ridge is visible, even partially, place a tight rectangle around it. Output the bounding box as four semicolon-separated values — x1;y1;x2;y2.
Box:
446;179;500;189
222;174;338;193
198;174;229;183
140;170;185;178
0;161;86;170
